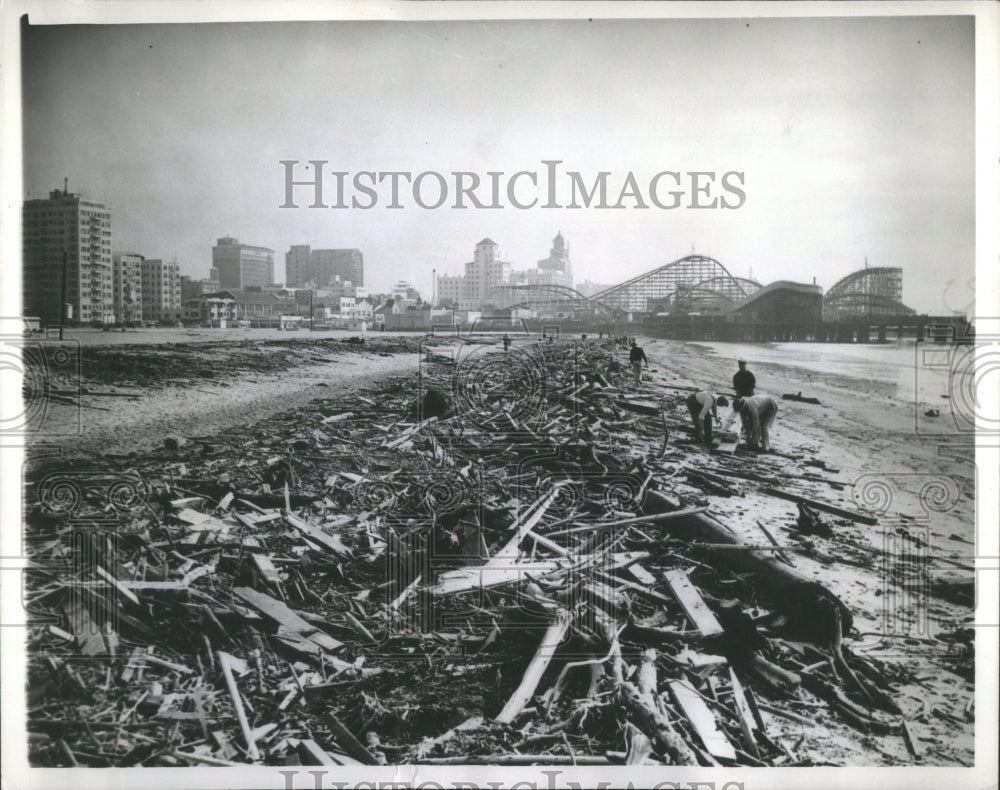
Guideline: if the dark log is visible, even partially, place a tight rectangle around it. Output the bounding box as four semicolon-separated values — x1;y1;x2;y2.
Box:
642;491;853;642
782;393;821;405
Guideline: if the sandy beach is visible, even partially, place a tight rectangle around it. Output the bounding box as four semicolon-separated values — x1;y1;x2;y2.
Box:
639;337;975;765
21;333;976;766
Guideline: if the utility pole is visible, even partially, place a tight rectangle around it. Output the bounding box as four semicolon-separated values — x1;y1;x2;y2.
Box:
59;249;67;340
310;290;315;331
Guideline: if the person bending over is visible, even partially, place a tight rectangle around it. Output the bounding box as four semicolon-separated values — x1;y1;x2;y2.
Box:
732;395;779;452
686;391;728;445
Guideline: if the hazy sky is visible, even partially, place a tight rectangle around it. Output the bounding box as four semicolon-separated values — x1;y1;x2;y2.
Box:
20;15;975;312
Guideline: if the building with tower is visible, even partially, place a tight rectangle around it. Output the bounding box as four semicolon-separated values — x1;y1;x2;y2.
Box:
535;231;573;288
462;238;511;307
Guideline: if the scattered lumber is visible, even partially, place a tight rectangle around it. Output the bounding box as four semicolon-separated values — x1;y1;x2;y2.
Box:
231;586;343;653
21;337;957;768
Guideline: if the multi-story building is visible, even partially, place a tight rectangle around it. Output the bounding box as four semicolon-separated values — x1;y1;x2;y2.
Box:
112;252;144;324
435;274;464;307
284;245;364;290
463;238;511;308
22;184;114;325
141;258;182;323
213;236;275;289
285;245;311;288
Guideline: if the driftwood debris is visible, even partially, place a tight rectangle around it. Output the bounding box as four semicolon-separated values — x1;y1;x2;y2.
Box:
22;336;945;768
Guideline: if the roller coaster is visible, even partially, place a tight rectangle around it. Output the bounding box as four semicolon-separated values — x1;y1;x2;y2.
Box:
823;266;915;317
587;254;760;314
487;257;925;326
487;283;617;317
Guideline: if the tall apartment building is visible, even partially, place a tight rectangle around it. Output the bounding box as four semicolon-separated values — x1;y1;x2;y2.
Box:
434;274;462;307
462;238;510;308
213;236;275;289
285;245;365;290
141;258;182;323
22;184;113;325
285;245;312;288
112;252;144;324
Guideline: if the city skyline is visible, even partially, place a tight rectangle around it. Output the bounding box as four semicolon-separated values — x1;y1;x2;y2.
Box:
17;15;978;314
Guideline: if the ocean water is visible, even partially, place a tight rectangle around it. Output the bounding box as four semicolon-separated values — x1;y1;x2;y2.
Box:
692;340;969;407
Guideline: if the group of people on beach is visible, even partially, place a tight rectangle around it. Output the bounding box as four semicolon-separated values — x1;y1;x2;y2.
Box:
627;339;779;453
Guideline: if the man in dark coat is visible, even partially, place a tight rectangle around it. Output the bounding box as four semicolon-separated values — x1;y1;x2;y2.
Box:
733;357;756;397
629;340;648;386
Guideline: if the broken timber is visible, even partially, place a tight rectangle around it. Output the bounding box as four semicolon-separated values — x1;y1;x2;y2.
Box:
669;679;737;761
643;492;854;638
760;487;878;526
663;569;724;637
232;586;343;653
495;609;572;724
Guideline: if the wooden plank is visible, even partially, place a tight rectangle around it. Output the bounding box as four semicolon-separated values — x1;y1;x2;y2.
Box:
62;597;106;656
431;561;562;596
495;609;572;724
283;511;352;557
232;586;343;652
901;719;925;760
728;667;760;758
298;738;341;766
217;651;259;760
669;679;737;761
627;564;658;586
95;564;140;607
756;521;794;567
250;554;282;587
544;507;707;537
385;417;438;449
715;431;739;454
760;487;878;525
328;713;379;765
431;490;565;596
617;399;662;416
490;489;560;561
663;569;724;637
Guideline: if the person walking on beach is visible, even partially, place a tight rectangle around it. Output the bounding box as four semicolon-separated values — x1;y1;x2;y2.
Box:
686;391;728;445
731;395;779;452
628;340;648;386
733;357;756;398
502;333;511;352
